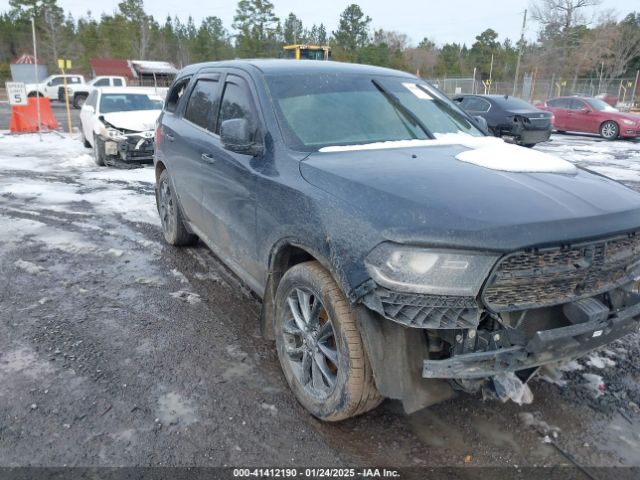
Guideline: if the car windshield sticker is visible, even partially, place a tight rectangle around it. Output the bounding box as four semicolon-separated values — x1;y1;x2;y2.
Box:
402;82;432;100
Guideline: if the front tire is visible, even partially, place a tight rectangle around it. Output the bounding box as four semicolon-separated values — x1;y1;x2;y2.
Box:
81;131;91;148
274;261;381;421
600;121;619;140
156;169;197;246
93;135;106;166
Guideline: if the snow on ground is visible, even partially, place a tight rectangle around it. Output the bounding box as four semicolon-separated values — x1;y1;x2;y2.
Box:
0;132;159;228
535;134;640;184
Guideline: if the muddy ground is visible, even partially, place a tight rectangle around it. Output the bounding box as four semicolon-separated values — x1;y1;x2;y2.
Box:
1;123;640;478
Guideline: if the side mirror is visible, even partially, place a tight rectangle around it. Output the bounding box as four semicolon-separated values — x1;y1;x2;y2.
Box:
580;108;590;114
473;115;490;135
220;118;262;156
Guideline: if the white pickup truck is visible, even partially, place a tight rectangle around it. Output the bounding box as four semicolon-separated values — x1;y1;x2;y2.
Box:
65;76;128;109
25;74;86;101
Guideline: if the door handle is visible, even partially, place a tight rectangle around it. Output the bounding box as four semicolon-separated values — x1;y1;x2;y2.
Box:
165;133;175;141
201;153;216;164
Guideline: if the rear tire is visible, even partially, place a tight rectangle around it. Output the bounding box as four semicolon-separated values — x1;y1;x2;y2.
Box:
274;261;382;421
156;169;197;246
600;121;619;140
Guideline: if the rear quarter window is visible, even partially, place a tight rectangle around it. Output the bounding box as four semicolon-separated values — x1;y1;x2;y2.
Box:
165;77;191;113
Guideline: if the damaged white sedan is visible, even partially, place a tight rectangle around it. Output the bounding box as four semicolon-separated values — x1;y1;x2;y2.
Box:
80;87;163;167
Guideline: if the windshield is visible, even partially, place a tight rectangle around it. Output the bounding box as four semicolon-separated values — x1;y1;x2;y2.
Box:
266;73;482;151
99;93;163;113
586;98;618;112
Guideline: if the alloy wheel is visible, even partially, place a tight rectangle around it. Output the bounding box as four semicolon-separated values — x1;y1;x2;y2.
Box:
282;287;338;397
601;121;618;139
158;178;176;235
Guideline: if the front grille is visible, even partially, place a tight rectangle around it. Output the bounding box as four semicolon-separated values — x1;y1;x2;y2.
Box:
374;287;479;329
483;233;640;312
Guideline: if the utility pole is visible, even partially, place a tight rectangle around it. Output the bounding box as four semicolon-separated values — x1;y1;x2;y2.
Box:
31;16;42;142
512;9;527;97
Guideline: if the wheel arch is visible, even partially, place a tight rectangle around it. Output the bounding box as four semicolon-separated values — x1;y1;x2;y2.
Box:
260;239;340;339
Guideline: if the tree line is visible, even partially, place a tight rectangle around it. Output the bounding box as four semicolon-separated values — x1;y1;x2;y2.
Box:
0;0;639;90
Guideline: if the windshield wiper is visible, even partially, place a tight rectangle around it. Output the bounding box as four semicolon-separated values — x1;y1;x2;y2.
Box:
371;79;434;139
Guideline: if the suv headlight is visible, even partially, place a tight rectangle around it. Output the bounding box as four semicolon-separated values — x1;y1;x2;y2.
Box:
622;119;636;126
365;243;499;296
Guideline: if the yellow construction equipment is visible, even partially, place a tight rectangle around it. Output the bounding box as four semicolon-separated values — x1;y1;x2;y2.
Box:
283;44;331;60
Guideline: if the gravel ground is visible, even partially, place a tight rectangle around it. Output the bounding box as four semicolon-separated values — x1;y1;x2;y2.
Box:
1;117;640;476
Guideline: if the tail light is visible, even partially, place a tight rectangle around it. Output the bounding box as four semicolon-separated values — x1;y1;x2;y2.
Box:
155;122;162;147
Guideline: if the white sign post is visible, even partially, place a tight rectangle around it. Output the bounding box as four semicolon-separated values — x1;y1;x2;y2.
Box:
5;82;28;106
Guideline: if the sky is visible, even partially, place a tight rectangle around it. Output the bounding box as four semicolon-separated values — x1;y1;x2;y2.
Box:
0;0;629;46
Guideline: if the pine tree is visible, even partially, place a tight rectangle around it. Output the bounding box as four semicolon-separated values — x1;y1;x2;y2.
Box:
233;0;280;58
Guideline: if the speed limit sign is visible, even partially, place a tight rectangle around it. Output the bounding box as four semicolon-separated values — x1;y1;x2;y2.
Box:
5;82;28;106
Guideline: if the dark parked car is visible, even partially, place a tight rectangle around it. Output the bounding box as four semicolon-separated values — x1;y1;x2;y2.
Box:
155;60;640;421
538;96;639;140
453;94;552;146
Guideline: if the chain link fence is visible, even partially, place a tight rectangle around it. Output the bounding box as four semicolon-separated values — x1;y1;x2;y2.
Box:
426;74;640;110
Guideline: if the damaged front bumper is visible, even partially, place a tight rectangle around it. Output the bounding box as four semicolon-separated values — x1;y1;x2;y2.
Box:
423;299;640;379
101;131;155;163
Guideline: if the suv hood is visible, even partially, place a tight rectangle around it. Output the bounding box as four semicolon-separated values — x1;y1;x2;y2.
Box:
102;110;161;132
300;142;640;251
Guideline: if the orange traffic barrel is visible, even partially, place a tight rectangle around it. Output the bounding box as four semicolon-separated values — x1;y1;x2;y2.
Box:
9;96;59;133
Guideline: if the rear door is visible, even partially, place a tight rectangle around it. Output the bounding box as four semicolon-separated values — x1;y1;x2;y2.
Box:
45;76;64;99
545;98;569;130
161;74;219;227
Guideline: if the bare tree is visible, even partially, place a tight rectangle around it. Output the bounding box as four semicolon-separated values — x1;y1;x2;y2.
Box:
531;0;601;31
597;18;640;86
530;0;602;77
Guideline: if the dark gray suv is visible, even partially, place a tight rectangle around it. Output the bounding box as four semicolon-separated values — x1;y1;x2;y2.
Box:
155;60;640;421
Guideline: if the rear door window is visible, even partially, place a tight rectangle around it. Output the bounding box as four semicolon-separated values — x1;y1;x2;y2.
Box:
459;97;490;113
184;77;220;132
113;78;124;87
547;98;568;109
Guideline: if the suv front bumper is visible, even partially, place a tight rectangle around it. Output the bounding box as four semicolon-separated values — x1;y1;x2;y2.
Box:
422;300;640;379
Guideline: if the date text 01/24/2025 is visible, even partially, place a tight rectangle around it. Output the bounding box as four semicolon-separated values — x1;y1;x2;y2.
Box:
232;468;401;478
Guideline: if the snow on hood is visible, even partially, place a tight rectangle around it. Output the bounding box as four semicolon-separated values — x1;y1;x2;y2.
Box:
102;110;161;132
319;133;577;174
455;141;577;174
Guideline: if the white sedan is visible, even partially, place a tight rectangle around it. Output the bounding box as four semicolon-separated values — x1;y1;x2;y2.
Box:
80;87;163;167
